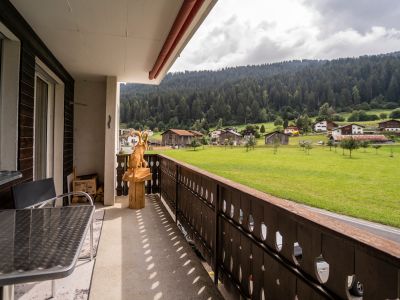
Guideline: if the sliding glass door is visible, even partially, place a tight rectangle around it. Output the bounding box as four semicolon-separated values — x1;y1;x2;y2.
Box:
34;73;55;180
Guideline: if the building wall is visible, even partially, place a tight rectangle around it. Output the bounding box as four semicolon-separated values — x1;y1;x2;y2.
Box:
314;121;327;131
103;76;119;205
351;125;363;135
341;126;352;135
0;1;75;208
265;133;288;145
73;80;106;182
219;132;241;143
380;120;400;129
162;132;193;146
162;132;171;145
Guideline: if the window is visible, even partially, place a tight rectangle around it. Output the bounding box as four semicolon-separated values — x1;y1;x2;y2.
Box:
0;23;20;171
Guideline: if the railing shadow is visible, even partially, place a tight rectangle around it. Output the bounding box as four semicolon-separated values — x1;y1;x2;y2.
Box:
156;153;400;300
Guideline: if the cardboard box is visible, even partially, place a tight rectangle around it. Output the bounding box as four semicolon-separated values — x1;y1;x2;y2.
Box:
73;174;97;202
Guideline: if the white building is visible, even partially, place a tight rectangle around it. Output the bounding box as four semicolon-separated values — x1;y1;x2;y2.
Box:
210;130;222;139
313;120;338;132
332;124;364;137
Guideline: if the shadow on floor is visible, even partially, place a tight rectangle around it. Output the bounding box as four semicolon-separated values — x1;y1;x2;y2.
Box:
90;194;223;300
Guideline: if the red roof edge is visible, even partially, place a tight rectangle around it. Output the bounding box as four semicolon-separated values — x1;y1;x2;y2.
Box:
149;0;205;80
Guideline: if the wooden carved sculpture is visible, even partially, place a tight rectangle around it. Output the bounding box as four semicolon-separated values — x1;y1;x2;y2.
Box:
122;130;152;209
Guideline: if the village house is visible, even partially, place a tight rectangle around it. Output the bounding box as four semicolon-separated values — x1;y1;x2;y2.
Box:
210;130;221;139
161;129;197;146
223;127;238;132
219;129;242;145
313;120;338;132
188;130;204;137
332;123;364;136
264;131;290;145
284;125;300;135
330;134;390;144
378;119;400;132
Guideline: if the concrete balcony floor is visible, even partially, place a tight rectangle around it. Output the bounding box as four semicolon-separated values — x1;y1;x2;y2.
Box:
90;194;223;300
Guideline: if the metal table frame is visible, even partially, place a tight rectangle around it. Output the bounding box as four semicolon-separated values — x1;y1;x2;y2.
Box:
0;199;95;300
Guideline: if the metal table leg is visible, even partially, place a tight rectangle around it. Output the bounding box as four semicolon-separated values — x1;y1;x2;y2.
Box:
2;285;14;300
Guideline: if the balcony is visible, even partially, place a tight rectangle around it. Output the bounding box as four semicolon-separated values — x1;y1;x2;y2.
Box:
111;154;400;299
8;154;400;299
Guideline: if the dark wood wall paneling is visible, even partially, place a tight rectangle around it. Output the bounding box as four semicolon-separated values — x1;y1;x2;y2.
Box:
63;83;74;192
0;0;75;208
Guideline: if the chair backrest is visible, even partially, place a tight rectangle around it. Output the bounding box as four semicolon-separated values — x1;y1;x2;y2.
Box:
12;178;56;209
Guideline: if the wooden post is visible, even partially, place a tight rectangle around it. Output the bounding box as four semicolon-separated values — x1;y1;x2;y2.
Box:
128;181;145;209
175;164;179;223
214;184;220;285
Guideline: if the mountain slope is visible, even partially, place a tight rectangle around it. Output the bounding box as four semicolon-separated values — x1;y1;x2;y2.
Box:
120;52;400;130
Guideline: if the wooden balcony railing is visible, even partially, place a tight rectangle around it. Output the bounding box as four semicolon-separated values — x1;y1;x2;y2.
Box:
117;154;400;299
116;154;160;196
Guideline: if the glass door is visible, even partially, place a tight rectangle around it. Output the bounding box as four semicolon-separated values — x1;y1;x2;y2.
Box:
34;74;55;180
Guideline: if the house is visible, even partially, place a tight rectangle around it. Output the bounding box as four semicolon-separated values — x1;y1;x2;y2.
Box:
313;120;338;132
378;119;400;132
284;126;299;136
210;130;222;139
161;129;197;146
0;0;215;207
0;1;219;298
219;129;242;145
332;123;364;136
264;131;290;145
330;135;389;143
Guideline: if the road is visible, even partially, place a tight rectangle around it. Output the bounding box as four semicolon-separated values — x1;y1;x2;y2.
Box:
302;205;400;244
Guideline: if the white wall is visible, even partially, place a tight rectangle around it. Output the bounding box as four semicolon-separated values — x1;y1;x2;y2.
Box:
74;80;106;182
103;76;119;206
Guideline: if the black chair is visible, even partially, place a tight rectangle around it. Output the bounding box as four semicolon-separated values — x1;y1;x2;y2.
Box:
12;178;57;209
11;178;94;298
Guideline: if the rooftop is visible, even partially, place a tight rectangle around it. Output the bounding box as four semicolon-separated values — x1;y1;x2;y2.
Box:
161;129;197;136
333;134;389;141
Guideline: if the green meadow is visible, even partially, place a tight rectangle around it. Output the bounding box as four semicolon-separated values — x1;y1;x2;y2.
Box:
154;144;400;227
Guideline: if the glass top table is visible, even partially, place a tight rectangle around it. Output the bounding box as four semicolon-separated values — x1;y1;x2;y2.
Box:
0;171;22;186
0;205;94;286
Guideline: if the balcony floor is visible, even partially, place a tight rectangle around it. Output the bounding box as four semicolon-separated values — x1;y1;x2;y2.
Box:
90;194;223;300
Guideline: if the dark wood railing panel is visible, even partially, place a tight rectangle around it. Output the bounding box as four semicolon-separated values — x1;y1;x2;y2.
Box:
177;165;216;265
144;154;161;194
153;154;400;299
116;154;160;196
160;157;176;211
116;154;129;196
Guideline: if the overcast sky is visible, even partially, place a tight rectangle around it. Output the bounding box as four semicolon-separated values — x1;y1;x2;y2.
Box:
170;0;400;72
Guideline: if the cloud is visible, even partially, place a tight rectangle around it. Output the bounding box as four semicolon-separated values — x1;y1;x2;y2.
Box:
305;0;400;34
170;0;400;72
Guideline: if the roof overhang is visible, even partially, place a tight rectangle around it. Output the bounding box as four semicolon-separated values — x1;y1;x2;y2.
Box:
10;0;217;84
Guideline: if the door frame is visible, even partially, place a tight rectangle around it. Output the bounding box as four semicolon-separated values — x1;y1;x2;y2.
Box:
33;58;65;196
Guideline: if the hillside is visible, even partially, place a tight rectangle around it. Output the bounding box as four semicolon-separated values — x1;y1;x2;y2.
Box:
120;52;400;130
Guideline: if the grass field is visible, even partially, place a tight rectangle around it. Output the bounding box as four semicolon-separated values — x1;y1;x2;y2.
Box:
153;144;400;227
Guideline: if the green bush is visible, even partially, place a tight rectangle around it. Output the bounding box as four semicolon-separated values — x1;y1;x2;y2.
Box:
389;109;400;119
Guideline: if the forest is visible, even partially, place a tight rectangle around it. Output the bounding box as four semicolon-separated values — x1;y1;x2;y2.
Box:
120;52;400;131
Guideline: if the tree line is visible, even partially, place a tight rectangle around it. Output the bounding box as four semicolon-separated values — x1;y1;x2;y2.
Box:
120;52;400;131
